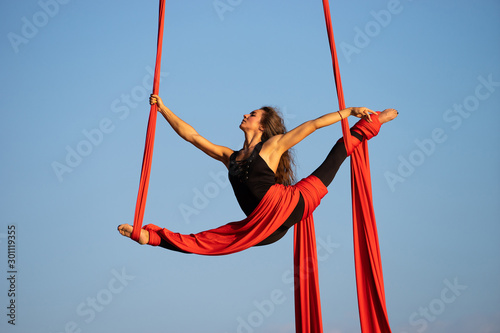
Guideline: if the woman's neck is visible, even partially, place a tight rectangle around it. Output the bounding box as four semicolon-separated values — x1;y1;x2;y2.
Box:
242;131;263;151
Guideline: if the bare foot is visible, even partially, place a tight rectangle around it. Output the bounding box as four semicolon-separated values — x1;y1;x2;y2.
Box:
117;224;150;245
378;108;398;124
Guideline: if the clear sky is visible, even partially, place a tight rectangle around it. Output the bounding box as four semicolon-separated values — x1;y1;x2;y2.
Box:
1;0;499;332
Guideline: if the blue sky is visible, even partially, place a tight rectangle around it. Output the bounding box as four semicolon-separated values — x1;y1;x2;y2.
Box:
1;0;499;332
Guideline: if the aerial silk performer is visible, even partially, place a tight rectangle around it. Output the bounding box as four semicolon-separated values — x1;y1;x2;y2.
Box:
118;0;396;332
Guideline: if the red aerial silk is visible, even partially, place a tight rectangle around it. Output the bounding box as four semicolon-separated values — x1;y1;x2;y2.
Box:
322;1;392;332
142;176;327;255
131;0;165;242
131;0;391;332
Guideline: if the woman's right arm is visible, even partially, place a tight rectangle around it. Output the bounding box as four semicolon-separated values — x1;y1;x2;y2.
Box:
150;95;233;166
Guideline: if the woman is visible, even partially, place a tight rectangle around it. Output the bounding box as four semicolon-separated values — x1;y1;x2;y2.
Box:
118;95;397;250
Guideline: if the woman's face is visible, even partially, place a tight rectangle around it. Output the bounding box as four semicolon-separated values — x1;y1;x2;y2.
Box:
240;109;264;133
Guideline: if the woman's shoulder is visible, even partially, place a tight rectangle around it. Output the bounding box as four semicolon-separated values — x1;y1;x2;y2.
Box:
259;135;283;156
258;137;283;174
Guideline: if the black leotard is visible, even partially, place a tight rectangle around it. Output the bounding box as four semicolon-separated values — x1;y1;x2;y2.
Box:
228;142;304;245
228;142;276;215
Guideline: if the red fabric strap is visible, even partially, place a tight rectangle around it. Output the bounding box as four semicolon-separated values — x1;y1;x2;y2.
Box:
293;205;324;332
131;0;165;242
322;0;392;332
143;175;327;255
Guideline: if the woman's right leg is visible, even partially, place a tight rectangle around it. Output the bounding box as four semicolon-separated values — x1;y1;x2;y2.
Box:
159;239;189;253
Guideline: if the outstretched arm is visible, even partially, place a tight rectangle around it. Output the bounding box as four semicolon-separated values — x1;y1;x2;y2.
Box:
150;95;233;166
262;107;374;163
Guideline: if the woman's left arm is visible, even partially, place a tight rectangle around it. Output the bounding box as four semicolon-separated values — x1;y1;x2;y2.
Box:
266;107;374;156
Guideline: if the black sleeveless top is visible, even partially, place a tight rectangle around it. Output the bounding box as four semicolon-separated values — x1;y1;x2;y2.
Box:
228;142;276;216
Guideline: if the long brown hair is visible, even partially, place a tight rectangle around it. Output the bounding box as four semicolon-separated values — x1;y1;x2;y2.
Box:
260;106;296;185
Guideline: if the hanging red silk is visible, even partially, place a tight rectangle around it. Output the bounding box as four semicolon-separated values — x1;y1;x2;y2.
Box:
143;176;327;255
322;1;392;332
131;0;165;242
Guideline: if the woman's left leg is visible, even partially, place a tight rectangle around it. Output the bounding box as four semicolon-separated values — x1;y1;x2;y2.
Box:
311;131;362;187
